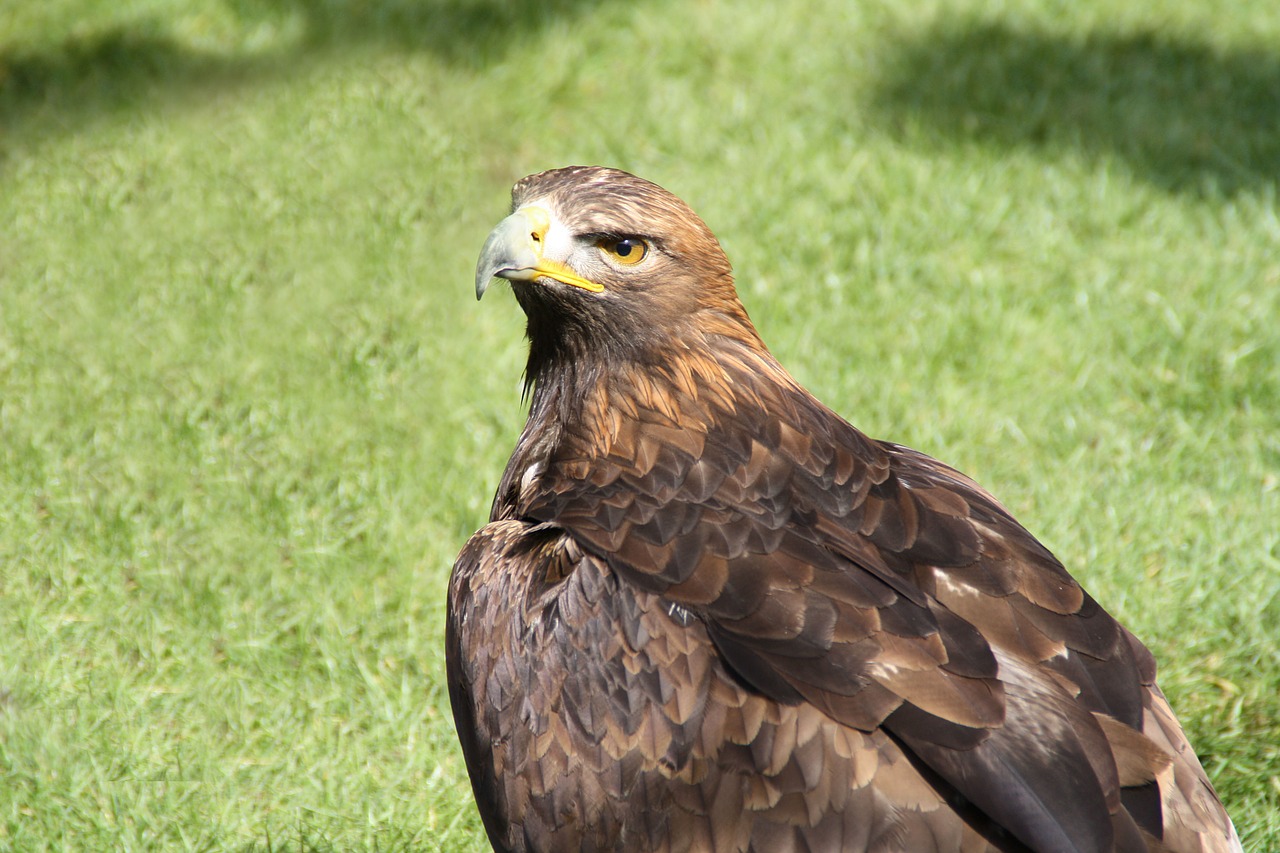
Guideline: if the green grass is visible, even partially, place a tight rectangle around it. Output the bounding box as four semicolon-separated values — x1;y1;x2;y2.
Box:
2;0;1277;849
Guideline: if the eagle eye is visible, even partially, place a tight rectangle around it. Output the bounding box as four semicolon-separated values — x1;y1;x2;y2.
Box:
598;237;649;266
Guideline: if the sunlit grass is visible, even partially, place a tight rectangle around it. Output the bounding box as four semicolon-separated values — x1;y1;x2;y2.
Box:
1;0;1277;849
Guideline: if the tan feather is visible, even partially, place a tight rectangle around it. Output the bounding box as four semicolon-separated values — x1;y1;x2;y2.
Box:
448;167;1242;853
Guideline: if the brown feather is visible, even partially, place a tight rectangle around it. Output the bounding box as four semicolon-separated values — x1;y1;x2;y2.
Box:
448;166;1241;852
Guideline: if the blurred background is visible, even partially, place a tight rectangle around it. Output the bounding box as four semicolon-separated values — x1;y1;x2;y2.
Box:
1;0;1277;849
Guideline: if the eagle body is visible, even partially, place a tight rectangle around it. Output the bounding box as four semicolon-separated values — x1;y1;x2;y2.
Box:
448;166;1241;852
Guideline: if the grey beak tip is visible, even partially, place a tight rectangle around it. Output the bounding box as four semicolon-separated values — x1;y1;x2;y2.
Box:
475;209;537;302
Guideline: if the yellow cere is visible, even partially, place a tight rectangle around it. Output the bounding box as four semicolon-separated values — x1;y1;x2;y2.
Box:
521;205;552;248
513;205;606;293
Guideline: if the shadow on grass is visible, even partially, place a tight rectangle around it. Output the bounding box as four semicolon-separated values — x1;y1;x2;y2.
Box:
871;20;1280;196
0;0;612;141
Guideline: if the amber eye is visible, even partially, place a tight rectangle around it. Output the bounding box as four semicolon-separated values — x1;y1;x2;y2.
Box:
598;237;649;266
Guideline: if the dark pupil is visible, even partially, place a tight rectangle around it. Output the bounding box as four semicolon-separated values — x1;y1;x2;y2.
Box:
615;239;635;257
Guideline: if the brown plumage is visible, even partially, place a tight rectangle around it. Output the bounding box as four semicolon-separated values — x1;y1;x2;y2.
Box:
448;166;1241;853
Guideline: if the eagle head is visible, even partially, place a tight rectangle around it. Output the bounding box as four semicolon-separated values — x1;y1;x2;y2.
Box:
474;166;756;374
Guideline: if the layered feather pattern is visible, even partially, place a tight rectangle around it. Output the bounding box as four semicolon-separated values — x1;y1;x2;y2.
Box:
448;166;1241;853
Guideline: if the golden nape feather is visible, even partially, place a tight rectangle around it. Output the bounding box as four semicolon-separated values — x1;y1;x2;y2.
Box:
447;166;1241;853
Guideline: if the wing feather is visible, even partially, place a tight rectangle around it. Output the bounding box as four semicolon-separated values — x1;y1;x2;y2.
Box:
455;165;1240;852
516;346;1179;852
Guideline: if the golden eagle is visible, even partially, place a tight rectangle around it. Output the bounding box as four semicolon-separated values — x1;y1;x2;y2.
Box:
447;166;1241;852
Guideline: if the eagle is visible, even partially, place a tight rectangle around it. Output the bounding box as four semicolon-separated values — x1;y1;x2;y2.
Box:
447;166;1241;853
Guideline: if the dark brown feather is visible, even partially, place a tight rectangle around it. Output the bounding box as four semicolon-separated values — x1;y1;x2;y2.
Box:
448;166;1241;852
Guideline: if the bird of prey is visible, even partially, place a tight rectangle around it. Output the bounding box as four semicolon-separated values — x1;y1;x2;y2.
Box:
448;166;1241;853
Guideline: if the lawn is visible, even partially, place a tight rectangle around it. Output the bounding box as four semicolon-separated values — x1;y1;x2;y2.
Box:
1;0;1277;850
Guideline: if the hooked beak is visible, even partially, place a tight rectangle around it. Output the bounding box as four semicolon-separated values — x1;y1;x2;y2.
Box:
474;206;604;300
